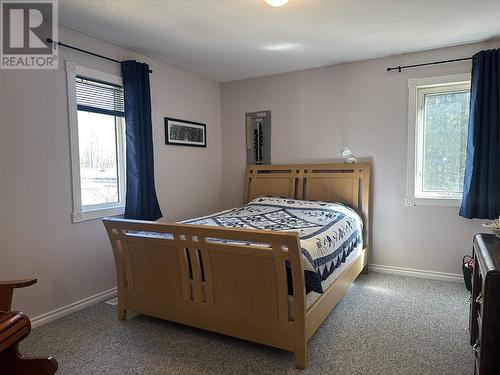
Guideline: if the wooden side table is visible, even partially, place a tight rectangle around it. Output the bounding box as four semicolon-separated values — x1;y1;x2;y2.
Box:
0;279;58;374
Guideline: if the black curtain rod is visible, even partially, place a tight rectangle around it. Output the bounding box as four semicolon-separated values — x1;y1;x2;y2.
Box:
386;56;472;72
46;38;153;73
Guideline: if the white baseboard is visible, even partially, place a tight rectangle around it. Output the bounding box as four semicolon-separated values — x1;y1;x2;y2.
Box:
369;264;463;283
31;287;117;329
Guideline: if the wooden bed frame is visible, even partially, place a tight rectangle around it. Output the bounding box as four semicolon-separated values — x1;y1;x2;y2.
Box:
103;162;371;369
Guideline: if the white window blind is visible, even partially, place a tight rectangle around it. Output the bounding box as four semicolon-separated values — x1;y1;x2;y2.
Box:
76;76;125;117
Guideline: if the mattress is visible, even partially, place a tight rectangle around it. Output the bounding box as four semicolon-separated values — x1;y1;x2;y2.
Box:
181;196;363;294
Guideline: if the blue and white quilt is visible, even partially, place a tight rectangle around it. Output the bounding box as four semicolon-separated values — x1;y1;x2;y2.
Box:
181;196;363;294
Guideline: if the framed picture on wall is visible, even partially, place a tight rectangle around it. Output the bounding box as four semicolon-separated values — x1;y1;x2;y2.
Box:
164;117;206;147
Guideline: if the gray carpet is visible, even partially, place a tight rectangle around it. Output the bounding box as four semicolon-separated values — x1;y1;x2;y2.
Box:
21;273;473;374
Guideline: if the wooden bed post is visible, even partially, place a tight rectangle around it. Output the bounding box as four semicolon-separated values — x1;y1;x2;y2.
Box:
360;164;371;274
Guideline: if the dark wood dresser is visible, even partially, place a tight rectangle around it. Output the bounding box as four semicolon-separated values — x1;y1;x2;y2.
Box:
470;233;500;375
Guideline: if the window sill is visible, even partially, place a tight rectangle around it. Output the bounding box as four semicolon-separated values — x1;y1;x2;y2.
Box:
72;205;125;223
405;197;462;207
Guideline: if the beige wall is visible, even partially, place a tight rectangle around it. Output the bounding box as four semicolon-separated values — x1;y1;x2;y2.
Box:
220;40;500;276
0;26;221;318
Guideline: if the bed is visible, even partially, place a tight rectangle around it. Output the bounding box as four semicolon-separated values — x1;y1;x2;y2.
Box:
103;162;371;369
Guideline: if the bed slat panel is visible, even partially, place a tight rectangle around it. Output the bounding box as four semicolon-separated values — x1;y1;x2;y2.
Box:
249;176;295;201
304;175;355;204
209;251;280;318
125;241;182;299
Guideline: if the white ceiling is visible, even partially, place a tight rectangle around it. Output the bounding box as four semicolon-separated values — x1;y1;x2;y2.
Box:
59;0;500;82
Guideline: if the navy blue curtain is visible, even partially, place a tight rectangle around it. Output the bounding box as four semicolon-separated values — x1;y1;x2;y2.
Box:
121;60;163;221
459;49;500;219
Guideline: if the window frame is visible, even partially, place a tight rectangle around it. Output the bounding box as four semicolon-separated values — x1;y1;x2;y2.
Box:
66;61;126;223
406;73;471;207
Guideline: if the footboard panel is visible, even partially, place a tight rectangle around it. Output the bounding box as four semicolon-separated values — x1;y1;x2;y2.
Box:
102;218;306;352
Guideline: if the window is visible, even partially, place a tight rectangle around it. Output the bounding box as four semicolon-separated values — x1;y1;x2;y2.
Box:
66;62;126;222
406;74;471;206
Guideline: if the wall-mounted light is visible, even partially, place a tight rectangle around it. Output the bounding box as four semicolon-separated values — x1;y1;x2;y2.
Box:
342;147;358;164
264;0;289;7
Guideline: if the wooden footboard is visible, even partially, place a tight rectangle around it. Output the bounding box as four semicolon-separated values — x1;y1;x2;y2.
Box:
103;218;308;367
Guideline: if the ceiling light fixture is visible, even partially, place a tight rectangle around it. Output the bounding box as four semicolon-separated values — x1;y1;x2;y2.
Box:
263;43;300;51
264;0;288;7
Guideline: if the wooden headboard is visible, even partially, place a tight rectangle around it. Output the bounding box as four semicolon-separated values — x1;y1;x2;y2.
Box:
243;162;371;247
